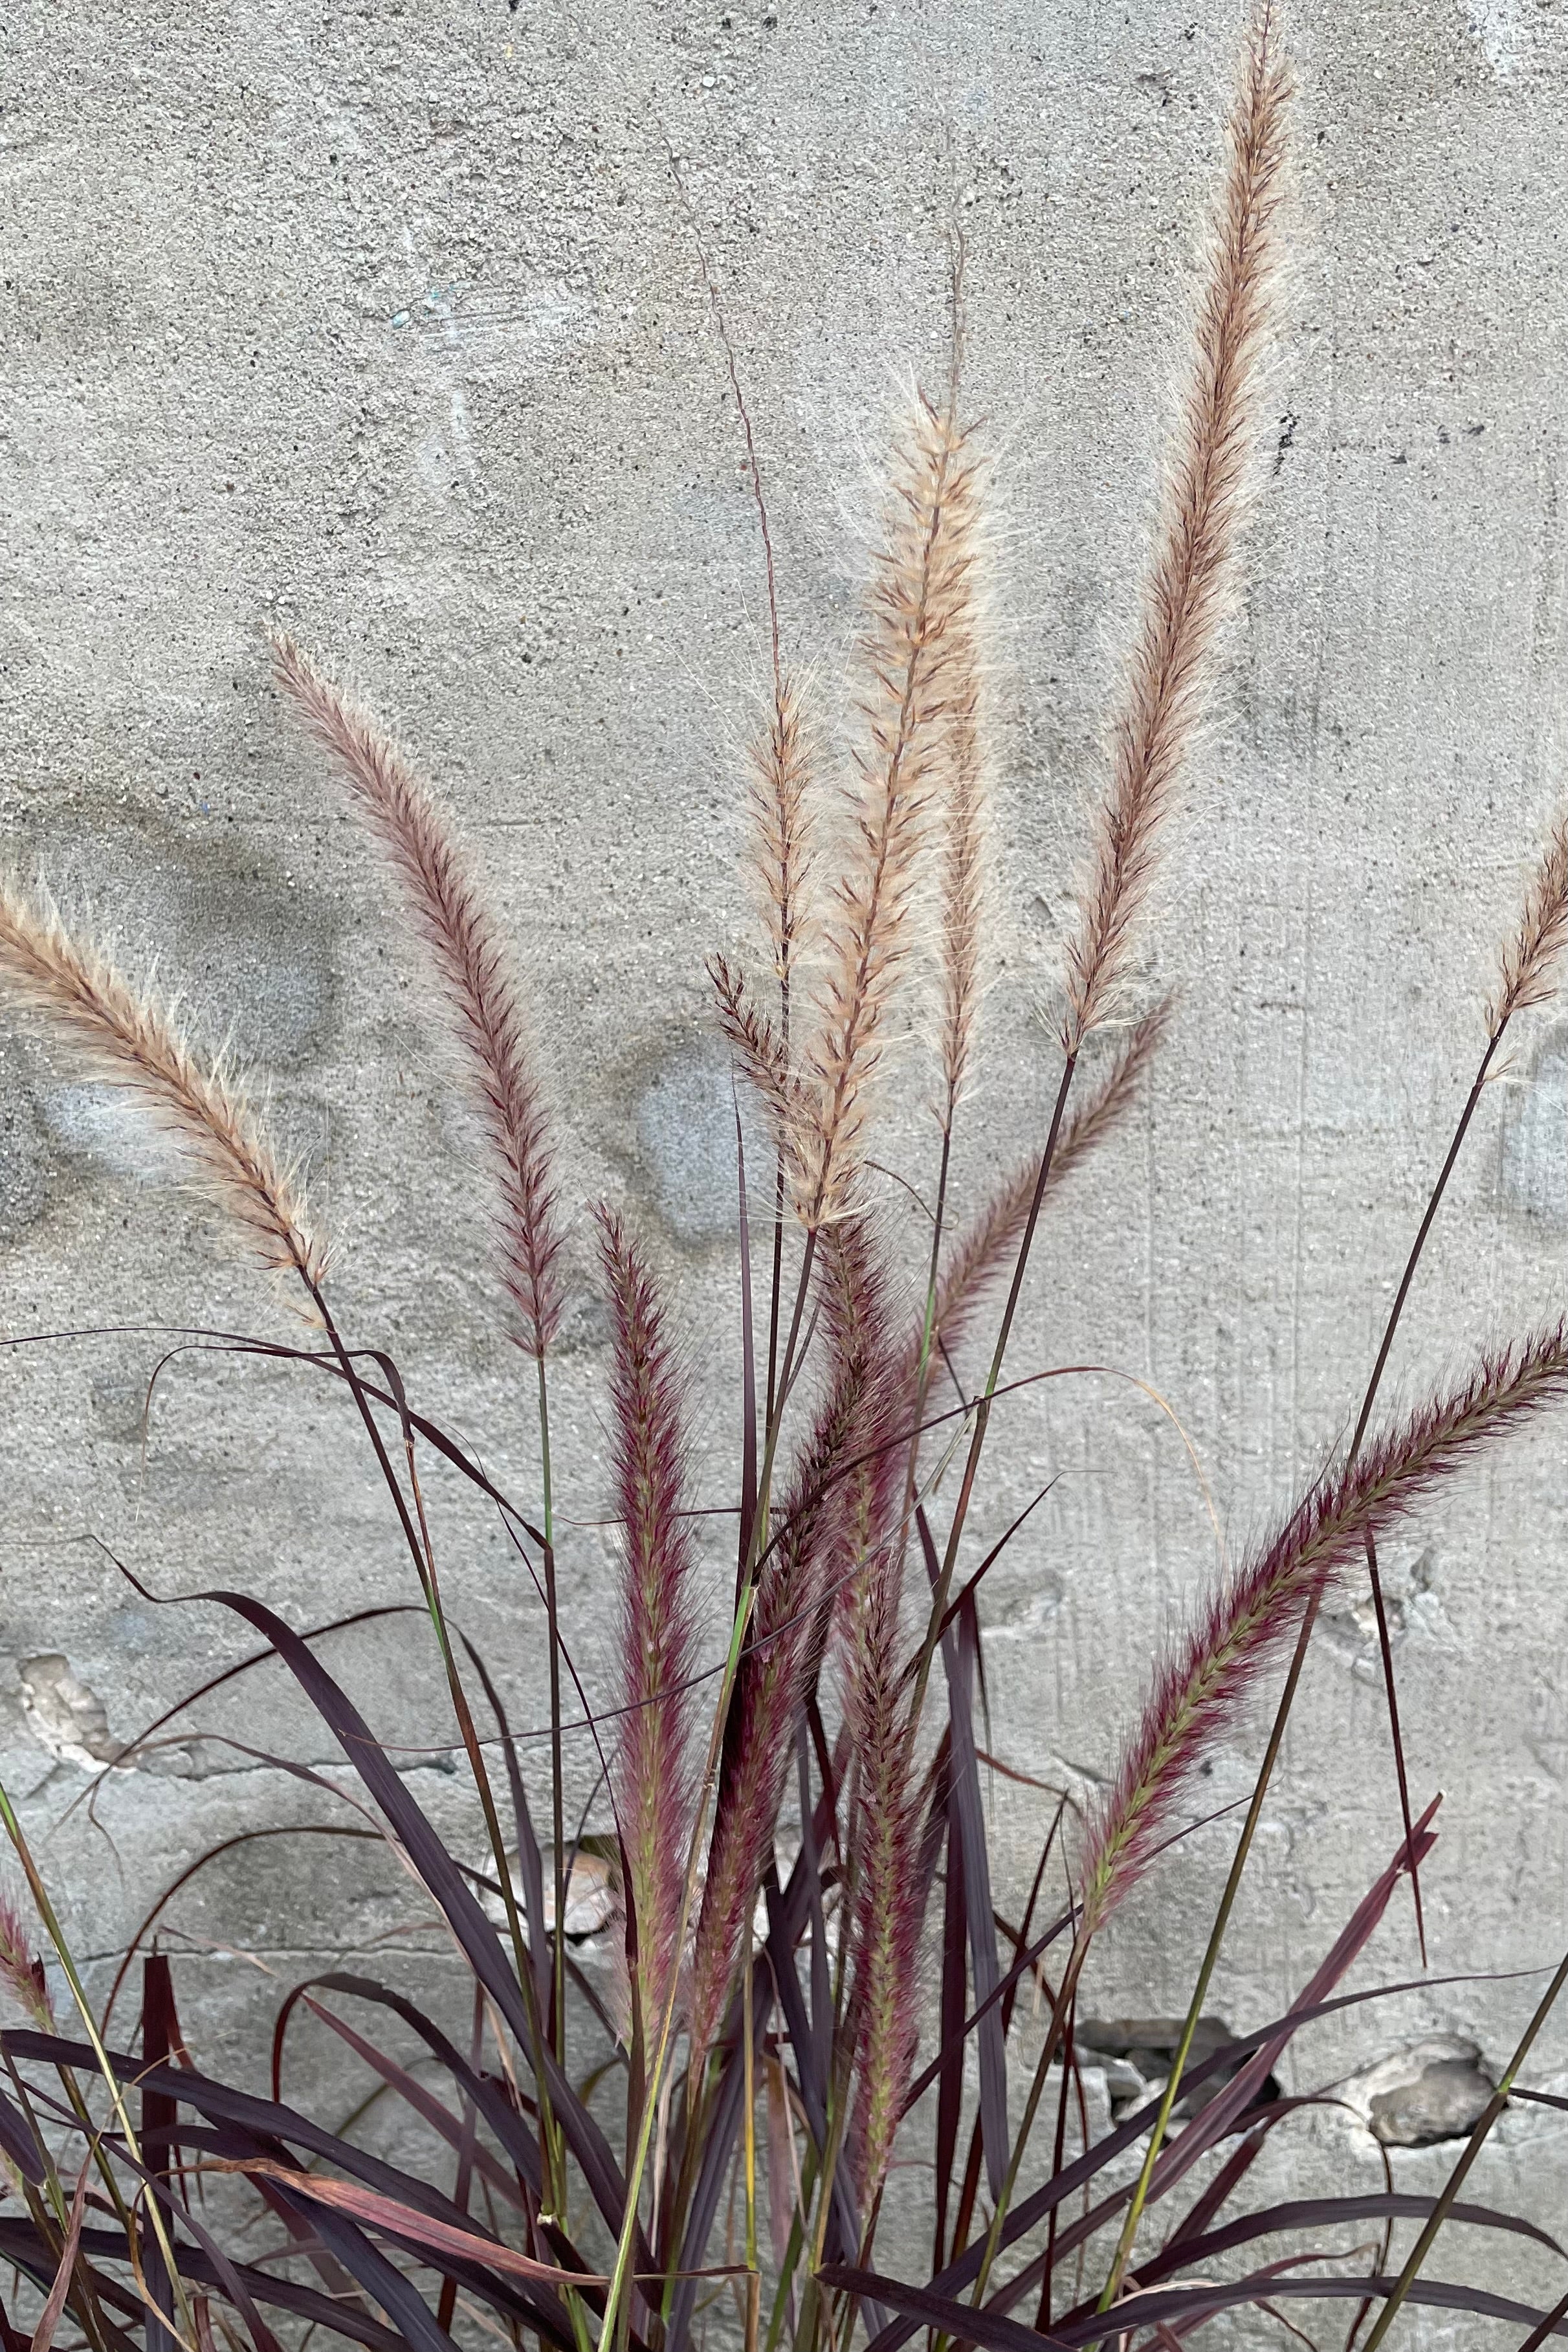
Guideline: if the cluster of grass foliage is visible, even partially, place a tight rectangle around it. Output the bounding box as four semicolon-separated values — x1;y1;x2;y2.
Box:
1;8;1566;2349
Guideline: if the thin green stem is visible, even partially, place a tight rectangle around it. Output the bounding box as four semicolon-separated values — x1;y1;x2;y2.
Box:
1098;1024;1504;2314
536;1355;569;2083
897;1124;954;1568
1360;1944;1568;2351
967;1938;1087;2314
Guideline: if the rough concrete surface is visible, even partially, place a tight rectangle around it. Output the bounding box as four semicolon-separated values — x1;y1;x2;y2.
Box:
5;0;1568;2332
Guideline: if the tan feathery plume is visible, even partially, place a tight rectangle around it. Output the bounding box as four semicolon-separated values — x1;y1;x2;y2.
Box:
1490;808;1568;1037
936;623;988;1133
1061;4;1289;1052
709;951;802;1172
795;381;984;1226
0;880;324;1292
749;676;819;1034
933;245;989;1133
271;634;564;1358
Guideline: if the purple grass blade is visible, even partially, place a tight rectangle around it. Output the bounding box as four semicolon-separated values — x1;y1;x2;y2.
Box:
1514;2087;1568;2114
135;2158;292;2352
818;2267;1073;2352
903;1913;1074;2116
72;1581;652;2266
16;2043;600;2352
1158;2118;1271;2252
1520;2287;1568;2352
1050;2273;1568;2346
140;1956;183;2352
918;1508;1007;2204
935;1776;967;2272
0;2217;407;2352
1133;2193;1564;2283
278;1987;525;2213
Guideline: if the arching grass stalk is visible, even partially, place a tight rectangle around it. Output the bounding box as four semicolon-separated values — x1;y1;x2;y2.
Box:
1097;1016;1513;2313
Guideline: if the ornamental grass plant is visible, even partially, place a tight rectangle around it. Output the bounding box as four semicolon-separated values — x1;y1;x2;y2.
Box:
1;7;1567;2349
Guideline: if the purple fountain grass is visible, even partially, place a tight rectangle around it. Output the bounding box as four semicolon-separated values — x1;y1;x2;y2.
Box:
34;10;1568;2346
271;633;564;1360
710;949;804;1186
1081;1318;1568;1931
1061;5;1289;1052
810;1225;931;2209
595;1207;701;2043
689;1016;1165;2053
0;880;325;1294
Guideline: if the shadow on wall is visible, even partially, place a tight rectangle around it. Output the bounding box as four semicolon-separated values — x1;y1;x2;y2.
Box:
626;1028;770;1249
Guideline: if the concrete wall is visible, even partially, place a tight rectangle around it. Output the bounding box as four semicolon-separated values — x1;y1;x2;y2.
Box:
5;0;1568;2320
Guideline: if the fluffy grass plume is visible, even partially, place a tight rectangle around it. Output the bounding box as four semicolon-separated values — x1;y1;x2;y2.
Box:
795;383;984;1225
0;880;324;1291
934;608;988;1135
596;1208;700;2039
1490;806;1568;1037
690;1218;900;2053
824;1225;928;2203
1082;1320;1568;1929
271;633;564;1358
843;1532;926;2206
749;676;819;1038
709;949;803;1178
931;257;989;1135
1061;5;1289;1050
0;1885;54;2030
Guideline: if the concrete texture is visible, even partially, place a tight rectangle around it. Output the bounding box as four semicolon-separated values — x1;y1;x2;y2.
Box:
5;0;1568;2327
